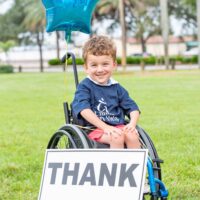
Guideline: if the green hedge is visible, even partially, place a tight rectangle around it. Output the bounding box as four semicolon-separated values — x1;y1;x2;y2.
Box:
48;58;62;65
68;58;84;65
48;58;84;66
48;55;198;66
0;65;14;73
170;55;198;64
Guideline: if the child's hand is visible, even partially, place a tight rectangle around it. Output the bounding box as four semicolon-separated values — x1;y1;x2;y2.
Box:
123;123;137;134
103;125;122;138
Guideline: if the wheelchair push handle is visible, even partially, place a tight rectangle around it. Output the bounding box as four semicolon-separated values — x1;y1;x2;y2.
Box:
61;52;79;88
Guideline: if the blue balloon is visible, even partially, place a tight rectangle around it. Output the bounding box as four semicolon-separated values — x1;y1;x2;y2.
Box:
42;0;99;38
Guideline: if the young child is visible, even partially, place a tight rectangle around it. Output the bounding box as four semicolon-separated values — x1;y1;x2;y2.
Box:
71;35;141;149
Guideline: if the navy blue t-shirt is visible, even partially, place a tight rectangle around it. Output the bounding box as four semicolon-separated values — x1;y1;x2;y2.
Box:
71;77;140;126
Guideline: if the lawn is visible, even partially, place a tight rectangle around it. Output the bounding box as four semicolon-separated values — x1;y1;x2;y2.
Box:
0;70;200;200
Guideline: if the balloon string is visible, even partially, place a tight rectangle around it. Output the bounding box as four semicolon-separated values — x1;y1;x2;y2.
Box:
65;35;69;67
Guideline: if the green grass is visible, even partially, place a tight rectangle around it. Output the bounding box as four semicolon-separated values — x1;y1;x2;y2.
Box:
0;70;200;200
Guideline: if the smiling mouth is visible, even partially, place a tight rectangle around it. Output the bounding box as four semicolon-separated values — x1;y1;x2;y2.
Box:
96;73;106;76
97;75;105;79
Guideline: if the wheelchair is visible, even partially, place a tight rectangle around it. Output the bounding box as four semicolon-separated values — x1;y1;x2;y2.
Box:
47;52;168;200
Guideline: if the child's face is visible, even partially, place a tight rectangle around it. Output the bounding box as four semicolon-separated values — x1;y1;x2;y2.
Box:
84;54;117;85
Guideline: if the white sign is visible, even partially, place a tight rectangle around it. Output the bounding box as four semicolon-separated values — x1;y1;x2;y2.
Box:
38;149;148;200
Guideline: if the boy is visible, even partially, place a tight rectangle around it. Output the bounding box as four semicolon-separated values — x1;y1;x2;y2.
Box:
71;35;141;148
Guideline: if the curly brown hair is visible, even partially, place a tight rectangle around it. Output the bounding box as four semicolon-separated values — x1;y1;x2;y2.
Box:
82;35;117;63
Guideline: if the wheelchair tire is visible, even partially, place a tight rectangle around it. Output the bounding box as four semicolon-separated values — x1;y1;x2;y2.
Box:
47;124;93;149
137;125;162;180
137;126;166;200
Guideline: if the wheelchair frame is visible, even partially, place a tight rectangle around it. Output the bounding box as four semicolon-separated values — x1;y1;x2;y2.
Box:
47;52;168;200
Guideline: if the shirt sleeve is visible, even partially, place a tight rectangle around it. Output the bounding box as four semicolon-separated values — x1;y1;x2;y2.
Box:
71;82;91;119
117;84;140;116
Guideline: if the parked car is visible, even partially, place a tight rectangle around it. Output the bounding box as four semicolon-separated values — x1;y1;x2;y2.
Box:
182;47;199;57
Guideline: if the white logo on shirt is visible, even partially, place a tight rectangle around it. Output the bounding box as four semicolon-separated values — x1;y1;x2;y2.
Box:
97;98;109;114
96;98;119;123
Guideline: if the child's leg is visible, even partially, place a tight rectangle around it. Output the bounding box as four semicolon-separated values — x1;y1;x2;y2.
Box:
88;126;125;148
98;133;124;148
124;129;141;149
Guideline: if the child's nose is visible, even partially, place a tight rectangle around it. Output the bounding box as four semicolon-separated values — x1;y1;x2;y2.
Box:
97;65;104;72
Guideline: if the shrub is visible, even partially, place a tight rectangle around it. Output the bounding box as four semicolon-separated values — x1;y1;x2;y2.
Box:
142;57;156;65
175;55;183;63
48;58;62;66
173;55;198;64
0;65;14;73
63;58;84;65
48;58;84;66
126;57;141;64
116;57;121;64
191;56;198;64
126;56;156;65
48;55;198;66
182;57;193;64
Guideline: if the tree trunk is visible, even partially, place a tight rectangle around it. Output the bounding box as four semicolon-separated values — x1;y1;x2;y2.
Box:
160;0;169;70
36;31;44;72
119;0;127;72
56;31;60;59
140;35;147;53
197;0;200;69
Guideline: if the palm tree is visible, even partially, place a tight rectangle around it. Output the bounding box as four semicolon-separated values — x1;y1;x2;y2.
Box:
119;0;127;71
22;0;62;70
22;0;45;72
95;0;128;71
94;0;161;71
160;0;169;70
197;0;200;69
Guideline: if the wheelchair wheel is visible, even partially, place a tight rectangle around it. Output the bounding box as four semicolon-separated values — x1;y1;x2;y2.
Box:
47;124;167;200
137;125;162;180
47;124;93;149
137;126;166;200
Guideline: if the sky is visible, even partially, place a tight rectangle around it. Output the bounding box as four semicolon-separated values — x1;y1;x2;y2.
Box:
0;0;13;15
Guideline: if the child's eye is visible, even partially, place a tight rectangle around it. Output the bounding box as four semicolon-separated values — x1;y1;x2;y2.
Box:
91;64;97;68
103;63;109;66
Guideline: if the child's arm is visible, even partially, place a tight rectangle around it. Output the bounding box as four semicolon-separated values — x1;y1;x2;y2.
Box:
123;110;140;131
80;108;122;135
129;110;140;127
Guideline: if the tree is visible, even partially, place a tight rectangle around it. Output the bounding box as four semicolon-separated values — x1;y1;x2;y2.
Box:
160;0;169;70
94;0;127;70
56;31;61;59
0;0;26;42
119;0;127;70
0;40;16;63
21;0;46;72
169;0;197;35
127;0;161;53
94;0;161;69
